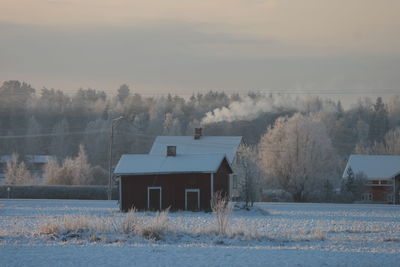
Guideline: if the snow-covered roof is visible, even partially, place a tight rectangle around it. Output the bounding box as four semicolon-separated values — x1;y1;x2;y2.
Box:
114;153;232;176
149;136;242;164
0;155;54;164
343;154;400;180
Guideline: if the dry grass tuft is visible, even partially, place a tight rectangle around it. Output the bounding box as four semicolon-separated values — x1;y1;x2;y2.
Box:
121;208;138;234
211;192;232;236
39;222;58;235
140;208;170;240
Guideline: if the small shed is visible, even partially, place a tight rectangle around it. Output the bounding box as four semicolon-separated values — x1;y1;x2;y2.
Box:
114;148;232;211
343;154;400;204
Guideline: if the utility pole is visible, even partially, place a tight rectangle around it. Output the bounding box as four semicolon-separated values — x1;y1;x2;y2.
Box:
108;116;124;201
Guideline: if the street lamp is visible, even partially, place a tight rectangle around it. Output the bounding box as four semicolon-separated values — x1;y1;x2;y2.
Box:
108;116;125;201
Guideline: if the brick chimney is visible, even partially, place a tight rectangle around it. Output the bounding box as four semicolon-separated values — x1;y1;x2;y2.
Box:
194;127;202;140
166;146;176;157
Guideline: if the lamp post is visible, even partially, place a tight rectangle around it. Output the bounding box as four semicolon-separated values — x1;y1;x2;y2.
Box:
108;116;125;201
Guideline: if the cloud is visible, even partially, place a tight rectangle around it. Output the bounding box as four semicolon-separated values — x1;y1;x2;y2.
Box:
1;21;400;96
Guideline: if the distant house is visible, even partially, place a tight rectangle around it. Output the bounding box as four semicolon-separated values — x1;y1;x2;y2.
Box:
114;128;241;211
343;155;400;204
0;155;54;183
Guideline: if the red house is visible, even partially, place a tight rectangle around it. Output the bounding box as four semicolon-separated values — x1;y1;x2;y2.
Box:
343;155;400;204
114;146;233;211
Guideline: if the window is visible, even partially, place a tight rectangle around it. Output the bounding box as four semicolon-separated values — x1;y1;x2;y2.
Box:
147;187;162;211
386;194;393;203
362;193;373;201
185;189;200;211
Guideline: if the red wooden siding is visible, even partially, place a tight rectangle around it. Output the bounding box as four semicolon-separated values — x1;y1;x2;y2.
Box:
369;186;392;202
119;159;231;211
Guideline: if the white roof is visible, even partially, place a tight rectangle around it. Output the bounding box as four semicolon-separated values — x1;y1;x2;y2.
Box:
149;136;242;164
0;155;54;164
114;154;231;175
343;154;400;180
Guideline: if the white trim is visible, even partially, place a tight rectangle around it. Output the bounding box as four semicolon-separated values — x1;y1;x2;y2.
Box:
362;192;373;201
211;173;214;199
119;176;122;211
147;186;162;210
185;189;200;210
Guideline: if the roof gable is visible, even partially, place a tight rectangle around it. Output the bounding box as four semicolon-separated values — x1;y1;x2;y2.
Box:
343;154;400;180
149;136;242;164
114;153;232;176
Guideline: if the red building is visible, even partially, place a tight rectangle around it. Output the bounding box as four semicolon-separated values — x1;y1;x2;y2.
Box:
343;155;400;204
114;147;233;211
114;129;241;211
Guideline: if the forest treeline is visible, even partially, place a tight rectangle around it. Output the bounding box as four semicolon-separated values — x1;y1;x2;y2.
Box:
1;80;400;201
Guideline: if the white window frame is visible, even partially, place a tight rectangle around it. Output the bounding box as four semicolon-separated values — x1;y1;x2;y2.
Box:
362;192;373;201
185;189;200;210
147;186;162;210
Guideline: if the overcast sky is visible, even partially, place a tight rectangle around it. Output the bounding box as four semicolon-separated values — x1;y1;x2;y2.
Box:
1;0;400;97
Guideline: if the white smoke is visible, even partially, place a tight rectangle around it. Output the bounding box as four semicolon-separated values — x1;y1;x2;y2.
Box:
201;94;336;124
201;96;276;124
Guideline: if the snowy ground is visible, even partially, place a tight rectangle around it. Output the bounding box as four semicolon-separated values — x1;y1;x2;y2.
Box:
1;199;399;266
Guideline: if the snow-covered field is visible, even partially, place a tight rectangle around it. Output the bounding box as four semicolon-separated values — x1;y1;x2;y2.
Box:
1;199;399;266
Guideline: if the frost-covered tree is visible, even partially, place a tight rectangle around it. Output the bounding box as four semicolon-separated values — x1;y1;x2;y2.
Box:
25;116;41;155
235;144;263;207
259;113;339;201
44;145;94;185
163;113;182;135
387;95;400;128
341;169;367;202
368;97;389;142
5;153;34;185
84;119;109;166
50;119;70;159
117;84;130;103
43;158;61;185
91;165;108;185
72;145;93;185
355;127;400;155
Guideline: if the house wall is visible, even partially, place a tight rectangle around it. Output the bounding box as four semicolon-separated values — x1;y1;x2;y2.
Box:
369;186;392;202
120;173;211;211
214;161;230;198
120;161;231;211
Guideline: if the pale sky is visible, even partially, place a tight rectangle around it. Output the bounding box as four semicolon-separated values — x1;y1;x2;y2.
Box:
1;0;399;96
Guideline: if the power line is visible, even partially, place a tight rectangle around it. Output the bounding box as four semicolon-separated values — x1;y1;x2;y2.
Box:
1;89;400;96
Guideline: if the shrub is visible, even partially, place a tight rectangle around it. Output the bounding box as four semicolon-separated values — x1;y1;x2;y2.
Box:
43;145;96;185
211;191;232;236
5;153;34;185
